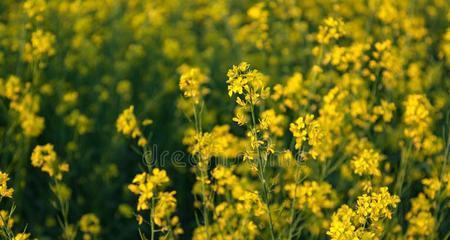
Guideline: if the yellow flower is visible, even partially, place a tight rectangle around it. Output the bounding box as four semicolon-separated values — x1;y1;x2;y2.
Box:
247;2;270;50
355;187;400;223
212;166;242;198
407;211;435;238
183;125;240;164
128;168;170;211
422;178;441;200
0;210;14;228
80;213;101;236
351;148;383;177
142;119;153;126
0;76;45;137
317;17;345;44
328;187;399;240
116;80;132;101
116;105;139;137
289;114;324;158
285;181;336;216
23;29;56;62
51;183;71;202
232;106;248;126
327;205;358;240
0;75;21;100
14;233;30;240
62;91;78;105
116;106;148;147
149;168;170;186
259;109;286;137
179;65;209;104
136;214;144;225
31;144;69;180
406;193;435;238
403;94;432;146
290;115;311;150
23;0;47;21
237;191;265;217
20;112;45;137
0;171;14;198
153;191;177;228
64;110;92;135
226;62;269;105
373;100;396;122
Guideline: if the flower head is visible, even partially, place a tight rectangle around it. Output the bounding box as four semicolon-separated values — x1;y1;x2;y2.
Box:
317;17;345;44
31;144;69;180
116;106;148;147
0;172;14;198
226;62;269;105
80;213;101;237
179;66;209;104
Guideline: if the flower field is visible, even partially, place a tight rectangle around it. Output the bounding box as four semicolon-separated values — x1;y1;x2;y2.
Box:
0;0;449;239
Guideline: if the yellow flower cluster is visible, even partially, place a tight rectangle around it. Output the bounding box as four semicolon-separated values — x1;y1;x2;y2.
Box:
189;165;266;240
31;144;69;180
128;168;169;211
441;28;450;64
194;191;265;239
53;90;93;136
271;72;308;112
0;171;14;198
373;100;396;122
226;62;269;106
259;109;286;137
362;40;396;83
0;210;14;229
237;191;266;217
351;148;383;177
355;187;400;223
0;171;31;239
128;168;182;237
0;75;45;137
183;125;241;164
328;187;400;239
64;110;92;135
405;193;435;238
247;2;270;50
347;97;397;132
212;166;243;198
116;105;148;147
403;94;433;148
0;75;22;101
314;87;349;161
154;191;183;235
289;114;324;159
422;178;441;200
23;29;56;62
23;0;47;21
79;213;101;240
317;17;346;45
285;181;336;216
179;65;209;104
13;233;31;240
323;43;368;71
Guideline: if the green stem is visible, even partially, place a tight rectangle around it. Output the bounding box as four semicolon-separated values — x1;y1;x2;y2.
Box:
52;179;74;240
432;133;450;237
192;103;210;239
287;169;300;239
249;104;276;240
395;141;412;196
150;196;155;240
